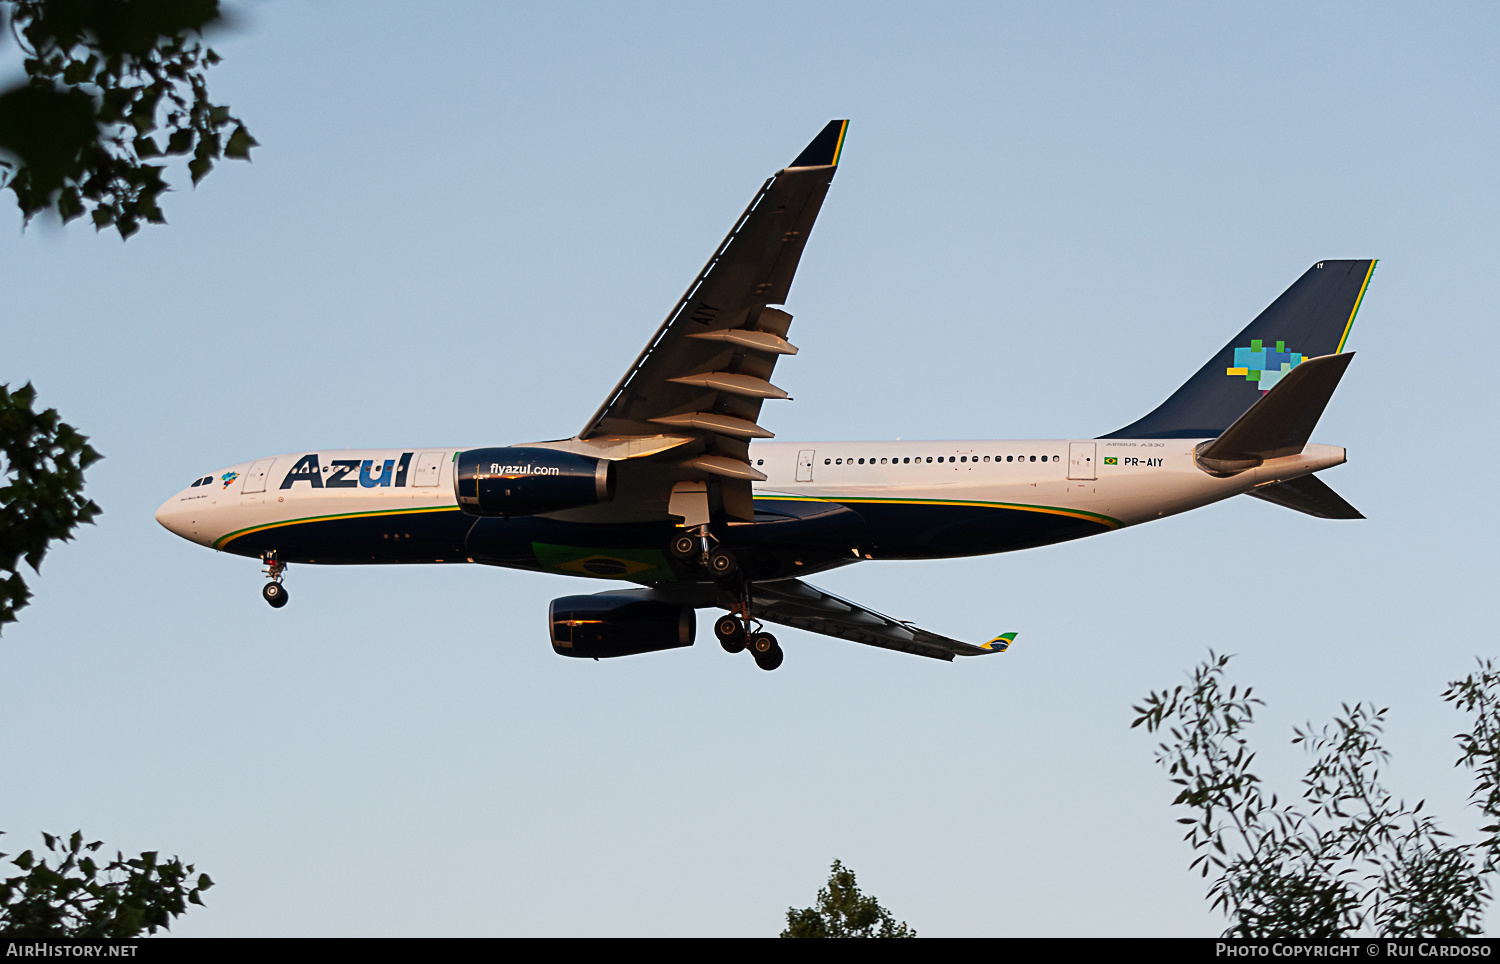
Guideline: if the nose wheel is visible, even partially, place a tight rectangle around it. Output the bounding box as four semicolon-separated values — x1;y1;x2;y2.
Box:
261;550;289;608
262;581;289;608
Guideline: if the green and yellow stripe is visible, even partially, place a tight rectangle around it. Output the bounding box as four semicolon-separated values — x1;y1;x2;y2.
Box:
755;494;1122;529
830;120;849;166
1336;259;1377;353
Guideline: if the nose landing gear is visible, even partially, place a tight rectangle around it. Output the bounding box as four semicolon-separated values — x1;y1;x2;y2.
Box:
261;550;289;608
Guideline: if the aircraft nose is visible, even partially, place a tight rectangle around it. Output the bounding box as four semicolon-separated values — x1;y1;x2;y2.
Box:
155;492;204;544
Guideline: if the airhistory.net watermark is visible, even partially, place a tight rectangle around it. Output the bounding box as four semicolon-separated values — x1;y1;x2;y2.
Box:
5;946;137;957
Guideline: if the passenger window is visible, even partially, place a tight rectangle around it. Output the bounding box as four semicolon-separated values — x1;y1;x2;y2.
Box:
756;460;764;465
903;457;910;464
858;458;864;464
1029;455;1036;462
983;456;989;462
824;459;830;465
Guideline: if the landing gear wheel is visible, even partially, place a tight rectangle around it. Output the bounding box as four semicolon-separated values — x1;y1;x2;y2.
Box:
750;632;783;671
707;548;737;578
262;581;289;609
714;614;746;653
668;534;699;561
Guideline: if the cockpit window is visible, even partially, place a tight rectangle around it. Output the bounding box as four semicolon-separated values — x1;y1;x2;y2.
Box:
190;478;201;487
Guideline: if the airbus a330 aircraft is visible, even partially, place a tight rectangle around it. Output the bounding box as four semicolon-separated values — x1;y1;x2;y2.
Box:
156;120;1374;671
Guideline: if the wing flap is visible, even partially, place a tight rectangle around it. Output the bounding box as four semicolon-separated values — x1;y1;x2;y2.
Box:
572;122;848;522
582;123;846;444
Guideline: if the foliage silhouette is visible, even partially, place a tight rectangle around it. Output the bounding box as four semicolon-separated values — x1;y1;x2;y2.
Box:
1135;651;1500;937
0;382;100;632
782;859;914;938
0;0;256;238
0;830;212;937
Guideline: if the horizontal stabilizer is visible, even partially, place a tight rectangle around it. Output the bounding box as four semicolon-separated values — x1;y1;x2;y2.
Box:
1245;474;1364;520
1195;353;1353;473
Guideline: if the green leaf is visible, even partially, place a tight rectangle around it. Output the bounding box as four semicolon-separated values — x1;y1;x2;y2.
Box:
165;129;194;155
187;154;212;185
224;125;257;160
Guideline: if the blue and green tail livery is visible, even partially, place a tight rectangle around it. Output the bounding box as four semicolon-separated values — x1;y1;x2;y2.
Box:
1104;260;1376;439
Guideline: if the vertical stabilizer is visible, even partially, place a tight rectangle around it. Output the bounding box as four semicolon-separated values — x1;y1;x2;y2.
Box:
1103;260;1375;439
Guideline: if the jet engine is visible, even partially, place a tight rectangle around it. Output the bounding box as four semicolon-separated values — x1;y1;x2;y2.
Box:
549;594;696;658
455;447;614;517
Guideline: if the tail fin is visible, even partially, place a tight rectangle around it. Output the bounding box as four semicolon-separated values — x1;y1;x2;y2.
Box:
1103;260;1376;438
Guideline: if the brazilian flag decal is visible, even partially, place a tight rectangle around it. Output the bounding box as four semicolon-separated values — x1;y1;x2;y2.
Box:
531;543;675;582
1104;457;1118;465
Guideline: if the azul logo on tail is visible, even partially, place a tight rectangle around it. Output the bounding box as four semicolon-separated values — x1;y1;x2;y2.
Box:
1227;339;1304;392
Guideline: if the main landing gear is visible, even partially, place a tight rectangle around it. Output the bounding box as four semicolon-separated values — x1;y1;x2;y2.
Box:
261;550;289;609
712;593;783;671
668;527;737;579
670;529;778;669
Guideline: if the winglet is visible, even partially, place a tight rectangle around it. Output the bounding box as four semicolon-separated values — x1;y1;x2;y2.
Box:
788;119;849;169
979;632;1017;653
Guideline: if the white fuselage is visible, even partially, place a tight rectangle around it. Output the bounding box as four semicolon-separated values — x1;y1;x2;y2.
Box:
155;438;1347;563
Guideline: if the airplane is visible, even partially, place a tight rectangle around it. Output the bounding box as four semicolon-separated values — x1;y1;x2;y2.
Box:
155;120;1374;671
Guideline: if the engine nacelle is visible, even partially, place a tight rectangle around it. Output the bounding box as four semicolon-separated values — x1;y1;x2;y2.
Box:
549;594;696;659
455;447;614;517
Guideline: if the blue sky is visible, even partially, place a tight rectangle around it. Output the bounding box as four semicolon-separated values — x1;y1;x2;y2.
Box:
2;1;1497;936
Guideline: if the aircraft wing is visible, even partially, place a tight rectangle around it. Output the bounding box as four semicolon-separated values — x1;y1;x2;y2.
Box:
748;578;1014;662
577;120;849;519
